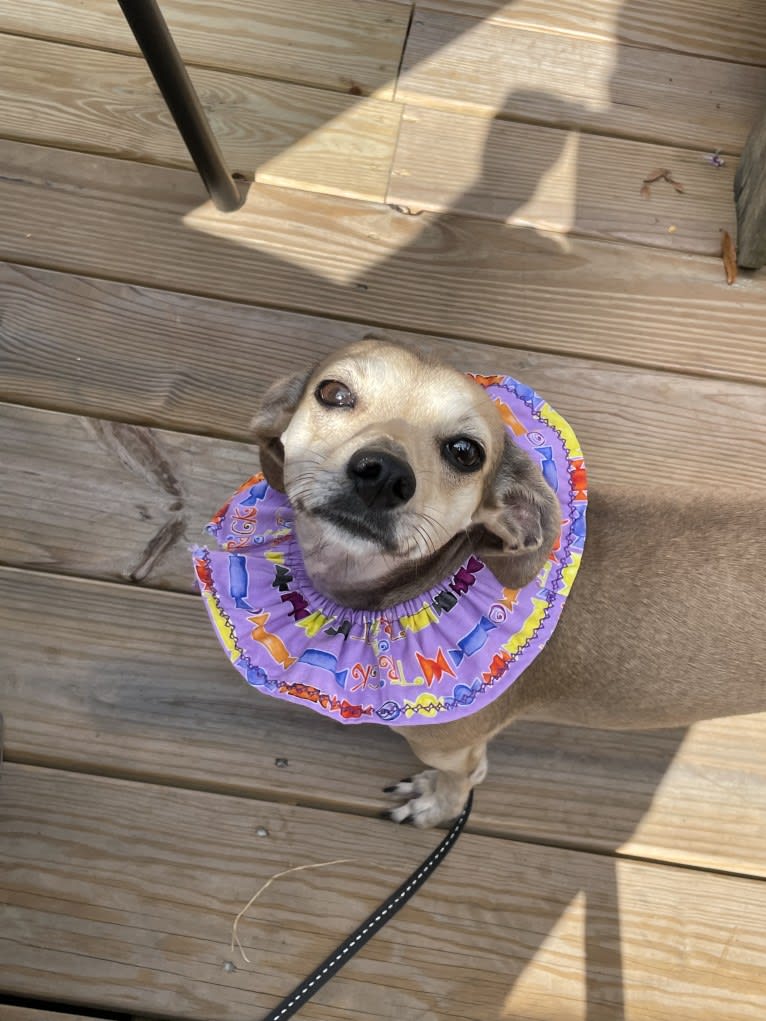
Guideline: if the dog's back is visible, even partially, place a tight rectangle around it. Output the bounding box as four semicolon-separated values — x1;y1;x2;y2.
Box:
517;484;766;729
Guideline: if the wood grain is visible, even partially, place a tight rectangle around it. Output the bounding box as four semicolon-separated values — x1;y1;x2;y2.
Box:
5;262;762;458
396;10;766;153
0;35;401;203
0;1010;120;1021
1;567;764;875
0;0;411;98
4;359;766;595
0;403;259;590
390;105;737;254
2;764;766;1020
399;0;766;66
1;143;765;383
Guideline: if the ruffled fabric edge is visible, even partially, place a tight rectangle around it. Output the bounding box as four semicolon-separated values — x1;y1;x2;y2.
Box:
192;373;587;726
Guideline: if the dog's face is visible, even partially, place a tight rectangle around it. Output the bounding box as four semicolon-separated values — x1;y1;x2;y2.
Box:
281;342;504;557
253;339;560;605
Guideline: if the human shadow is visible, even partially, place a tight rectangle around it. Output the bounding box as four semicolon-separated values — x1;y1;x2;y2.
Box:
371;51;692;1018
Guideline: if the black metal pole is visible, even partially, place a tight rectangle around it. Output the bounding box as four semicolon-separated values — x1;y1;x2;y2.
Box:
117;0;244;212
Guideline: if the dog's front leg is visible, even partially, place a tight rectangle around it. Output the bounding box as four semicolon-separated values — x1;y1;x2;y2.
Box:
384;737;488;828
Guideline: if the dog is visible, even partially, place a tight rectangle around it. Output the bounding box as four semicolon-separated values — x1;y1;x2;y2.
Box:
252;336;766;827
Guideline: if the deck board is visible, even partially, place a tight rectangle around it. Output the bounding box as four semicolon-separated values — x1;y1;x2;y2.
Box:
1;767;766;1021
0;1010;121;1021
2;566;765;876
397;10;766;152
4;367;766;591
2;764;766;1020
0;403;257;589
399;0;766;66
389;104;737;254
4;266;766;463
0;0;412;98
1;143;765;383
0;35;401;203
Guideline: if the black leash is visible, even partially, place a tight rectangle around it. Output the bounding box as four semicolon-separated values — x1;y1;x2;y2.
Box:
262;792;474;1021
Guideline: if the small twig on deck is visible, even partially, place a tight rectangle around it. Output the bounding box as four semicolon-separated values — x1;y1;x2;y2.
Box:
231;858;365;963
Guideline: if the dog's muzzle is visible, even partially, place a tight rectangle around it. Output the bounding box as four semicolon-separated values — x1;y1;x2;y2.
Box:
346;446;416;510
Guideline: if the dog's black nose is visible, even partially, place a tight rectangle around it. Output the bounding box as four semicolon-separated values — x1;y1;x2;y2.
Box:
347;448;416;509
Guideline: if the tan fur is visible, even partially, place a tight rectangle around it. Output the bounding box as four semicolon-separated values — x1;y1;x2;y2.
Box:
254;339;766;827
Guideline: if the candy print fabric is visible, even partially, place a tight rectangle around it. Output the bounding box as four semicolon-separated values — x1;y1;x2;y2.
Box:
192;374;587;726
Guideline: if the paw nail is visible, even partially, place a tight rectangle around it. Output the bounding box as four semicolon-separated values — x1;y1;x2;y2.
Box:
382;785;397;793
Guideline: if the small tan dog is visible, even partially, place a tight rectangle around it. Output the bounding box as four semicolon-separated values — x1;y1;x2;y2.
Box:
253;337;765;827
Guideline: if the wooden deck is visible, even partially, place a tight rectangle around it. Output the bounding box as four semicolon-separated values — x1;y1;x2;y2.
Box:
1;2;765;1019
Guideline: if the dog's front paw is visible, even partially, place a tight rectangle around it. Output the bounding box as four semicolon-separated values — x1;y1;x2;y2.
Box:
382;769;469;828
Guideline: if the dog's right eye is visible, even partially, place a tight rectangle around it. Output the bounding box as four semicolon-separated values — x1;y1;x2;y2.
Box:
315;380;355;408
442;436;485;473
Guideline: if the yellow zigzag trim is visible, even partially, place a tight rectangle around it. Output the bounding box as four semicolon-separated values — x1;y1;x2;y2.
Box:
559;551;582;597
537;402;583;460
503;596;548;657
203;589;241;666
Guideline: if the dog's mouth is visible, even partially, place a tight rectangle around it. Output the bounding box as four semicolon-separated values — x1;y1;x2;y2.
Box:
287;445;418;554
309;496;399;551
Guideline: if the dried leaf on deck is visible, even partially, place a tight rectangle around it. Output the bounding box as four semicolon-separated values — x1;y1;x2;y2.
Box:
640;183;651;199
664;170;685;193
643;168;669;183
642;168;685;194
721;230;737;285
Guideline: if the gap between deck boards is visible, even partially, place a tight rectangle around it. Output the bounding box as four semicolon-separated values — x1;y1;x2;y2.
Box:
3;745;763;885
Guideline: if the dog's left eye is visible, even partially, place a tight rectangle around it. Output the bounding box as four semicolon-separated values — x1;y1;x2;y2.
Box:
442;437;485;472
315;379;355;408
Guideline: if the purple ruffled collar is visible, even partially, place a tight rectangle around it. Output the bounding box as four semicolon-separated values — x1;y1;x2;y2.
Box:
193;374;587;725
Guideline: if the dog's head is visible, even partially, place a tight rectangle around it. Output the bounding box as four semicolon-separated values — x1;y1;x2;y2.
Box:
252;338;560;604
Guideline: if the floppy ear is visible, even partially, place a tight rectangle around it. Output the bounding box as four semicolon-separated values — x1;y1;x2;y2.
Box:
471;437;561;588
250;371;310;491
